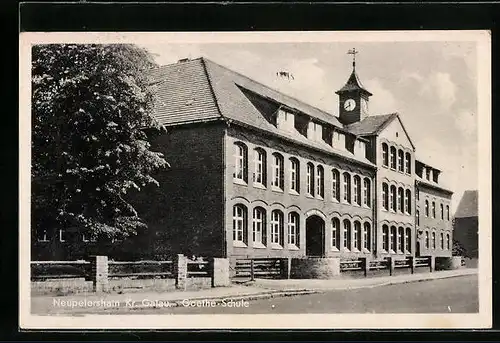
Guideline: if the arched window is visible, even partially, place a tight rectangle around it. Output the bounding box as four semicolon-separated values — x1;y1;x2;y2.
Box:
270;210;284;246
398;150;404;172
432;231;436;249
363;222;371;251
289;158;300;193
332;169;340;202
306;163;314;196
425;200;429;217
252;207;266;246
440;203;444;220
405;227;412;252
440;232;444;249
363;178;371;207
253;148;267;186
446;233;450;250
233;142;248;182
382;143;389;167
446;205;450;221
287;212;300;247
432;201;436;218
416;210;420;226
271;153;284;190
405;152;411;174
332;218;340;249
405;189;412;214
316;165;324;198
390;146;397;169
353;221;362;250
353;175;361;205
382;225;389;251
390;185;397;211
425;230;430;249
398;227;404;252
397;187;404;213
233;204;247;244
343;172;351;203
390;226;397;252
382;183;389;210
343;219;351;250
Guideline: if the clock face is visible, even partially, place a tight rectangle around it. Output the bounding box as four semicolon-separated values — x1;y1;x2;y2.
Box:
344;99;356;111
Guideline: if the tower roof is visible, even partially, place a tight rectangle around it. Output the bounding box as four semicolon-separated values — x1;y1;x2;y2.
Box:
335;70;372;96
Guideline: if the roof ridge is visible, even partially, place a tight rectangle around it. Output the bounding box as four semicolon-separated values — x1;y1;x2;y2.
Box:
201;57;340;121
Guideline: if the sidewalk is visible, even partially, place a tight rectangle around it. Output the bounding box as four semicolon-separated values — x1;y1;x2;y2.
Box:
31;268;477;315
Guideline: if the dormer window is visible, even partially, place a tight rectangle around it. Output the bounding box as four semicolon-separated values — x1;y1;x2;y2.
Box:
277;109;295;133
332;131;345;150
425;168;431;181
354;140;366;158
308;121;323;142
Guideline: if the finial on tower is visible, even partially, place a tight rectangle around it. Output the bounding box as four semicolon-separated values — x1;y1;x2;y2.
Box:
347;48;358;70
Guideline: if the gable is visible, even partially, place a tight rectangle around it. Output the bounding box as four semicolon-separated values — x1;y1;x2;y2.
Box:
378;115;414;150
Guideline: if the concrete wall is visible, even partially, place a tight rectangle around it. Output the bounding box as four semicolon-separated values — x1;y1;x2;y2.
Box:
290;257;340;279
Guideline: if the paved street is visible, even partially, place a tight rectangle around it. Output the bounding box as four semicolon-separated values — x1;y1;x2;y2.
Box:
133;274;478;314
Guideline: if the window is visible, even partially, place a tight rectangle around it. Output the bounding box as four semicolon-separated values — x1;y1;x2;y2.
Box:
432;231;436;249
343;172;351;203
416;210;420;226
332;169;340;202
405;227;412;252
390;226;397;252
353;176;361;205
288;212;299;247
405;189;411;214
425;200;429;217
446;233;450;250
59;229;66;242
446;205;450;221
425;230;429;249
270;210;284;246
353;221;361;250
397;187;404;213
426;168;431;180
405;152;411;174
363;222;371;251
233;143;248;182
343;220;351;250
398;150;404;172
253;148;267;186
440;203;444;220
271;153;284;190
306;163;314;196
363;178;371;207
390;185;397;211
382;143;389;166
289;158;300;193
316;165;324;198
332;218;340;249
252;207;266;246
382;183;389;210
390;146;397;169
432;201;436;218
233;205;247;245
37;228;49;242
398;227;404;252
382;225;389;251
440;232;444;249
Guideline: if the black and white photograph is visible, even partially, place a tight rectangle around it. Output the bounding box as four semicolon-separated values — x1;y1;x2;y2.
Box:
19;31;491;329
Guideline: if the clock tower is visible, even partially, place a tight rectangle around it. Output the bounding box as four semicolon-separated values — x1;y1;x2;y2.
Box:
335;48;372;125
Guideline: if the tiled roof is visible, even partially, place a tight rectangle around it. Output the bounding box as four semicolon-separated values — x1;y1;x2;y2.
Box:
335;70;373;95
454;190;478;218
149;57;375;167
345;113;396;136
415;175;453;195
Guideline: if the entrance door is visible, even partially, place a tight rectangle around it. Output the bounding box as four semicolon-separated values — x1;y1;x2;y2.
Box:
306;215;325;257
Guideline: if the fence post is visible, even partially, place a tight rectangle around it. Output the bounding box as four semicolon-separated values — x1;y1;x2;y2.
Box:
250;259;255;281
211;258;230;287
429;256;435;273
388;257;395;276
361;257;369;277
90;255;109;293
174;254;188;290
409;256;415;274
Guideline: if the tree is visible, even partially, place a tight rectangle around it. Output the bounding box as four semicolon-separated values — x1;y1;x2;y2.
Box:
31;44;168;245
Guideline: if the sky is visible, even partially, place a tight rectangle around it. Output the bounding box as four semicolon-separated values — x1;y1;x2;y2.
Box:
138;40;478;213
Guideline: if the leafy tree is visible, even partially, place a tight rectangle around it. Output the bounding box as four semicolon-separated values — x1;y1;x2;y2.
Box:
31;44;168;246
452;239;466;257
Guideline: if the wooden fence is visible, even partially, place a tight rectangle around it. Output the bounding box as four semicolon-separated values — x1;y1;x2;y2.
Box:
233;258;284;280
